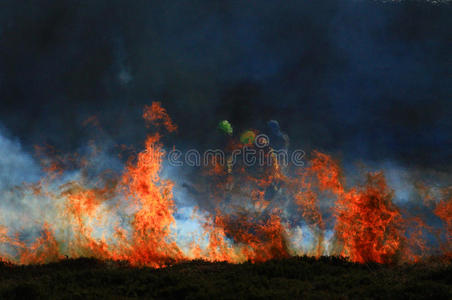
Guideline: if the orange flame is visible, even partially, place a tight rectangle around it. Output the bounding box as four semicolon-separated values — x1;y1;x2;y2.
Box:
334;172;403;263
0;102;450;266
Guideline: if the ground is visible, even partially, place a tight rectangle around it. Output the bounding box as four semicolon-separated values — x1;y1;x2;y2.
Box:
0;256;450;299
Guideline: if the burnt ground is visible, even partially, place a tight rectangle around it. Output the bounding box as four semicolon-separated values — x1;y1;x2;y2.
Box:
0;256;450;299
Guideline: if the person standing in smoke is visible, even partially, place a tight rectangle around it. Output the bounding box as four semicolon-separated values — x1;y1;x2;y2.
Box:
216;119;290;202
267;120;289;151
217;119;289;174
259;120;290;203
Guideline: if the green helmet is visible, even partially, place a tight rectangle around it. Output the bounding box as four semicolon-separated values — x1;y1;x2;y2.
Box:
240;130;256;145
218;120;233;136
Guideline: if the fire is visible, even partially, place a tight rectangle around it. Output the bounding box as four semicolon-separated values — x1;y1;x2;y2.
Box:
0;102;450;266
433;193;452;257
118;133;182;266
334;173;403;263
142;102;178;133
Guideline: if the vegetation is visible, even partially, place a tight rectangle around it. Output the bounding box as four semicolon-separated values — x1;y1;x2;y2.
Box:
0;256;450;299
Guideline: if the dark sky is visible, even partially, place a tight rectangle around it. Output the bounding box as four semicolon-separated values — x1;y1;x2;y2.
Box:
0;0;451;170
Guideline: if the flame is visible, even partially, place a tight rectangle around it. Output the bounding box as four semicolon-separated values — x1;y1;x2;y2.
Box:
118;133;182;266
0;102;450;266
142;102;178;133
334;173;403;263
433;193;452;257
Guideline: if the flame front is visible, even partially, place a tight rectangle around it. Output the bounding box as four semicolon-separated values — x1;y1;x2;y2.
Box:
0;102;450;266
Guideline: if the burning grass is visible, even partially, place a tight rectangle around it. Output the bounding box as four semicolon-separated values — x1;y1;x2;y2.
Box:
0;102;450;267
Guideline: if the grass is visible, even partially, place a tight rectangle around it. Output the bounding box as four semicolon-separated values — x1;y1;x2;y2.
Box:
0;256;450;299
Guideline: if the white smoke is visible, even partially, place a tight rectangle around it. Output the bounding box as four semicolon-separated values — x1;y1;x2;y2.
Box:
0;130;41;190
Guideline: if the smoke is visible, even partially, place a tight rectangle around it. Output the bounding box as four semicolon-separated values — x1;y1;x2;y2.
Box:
0;104;450;265
0;1;450;264
0;127;125;257
0;0;450;171
0;129;49;258
0;129;40;190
